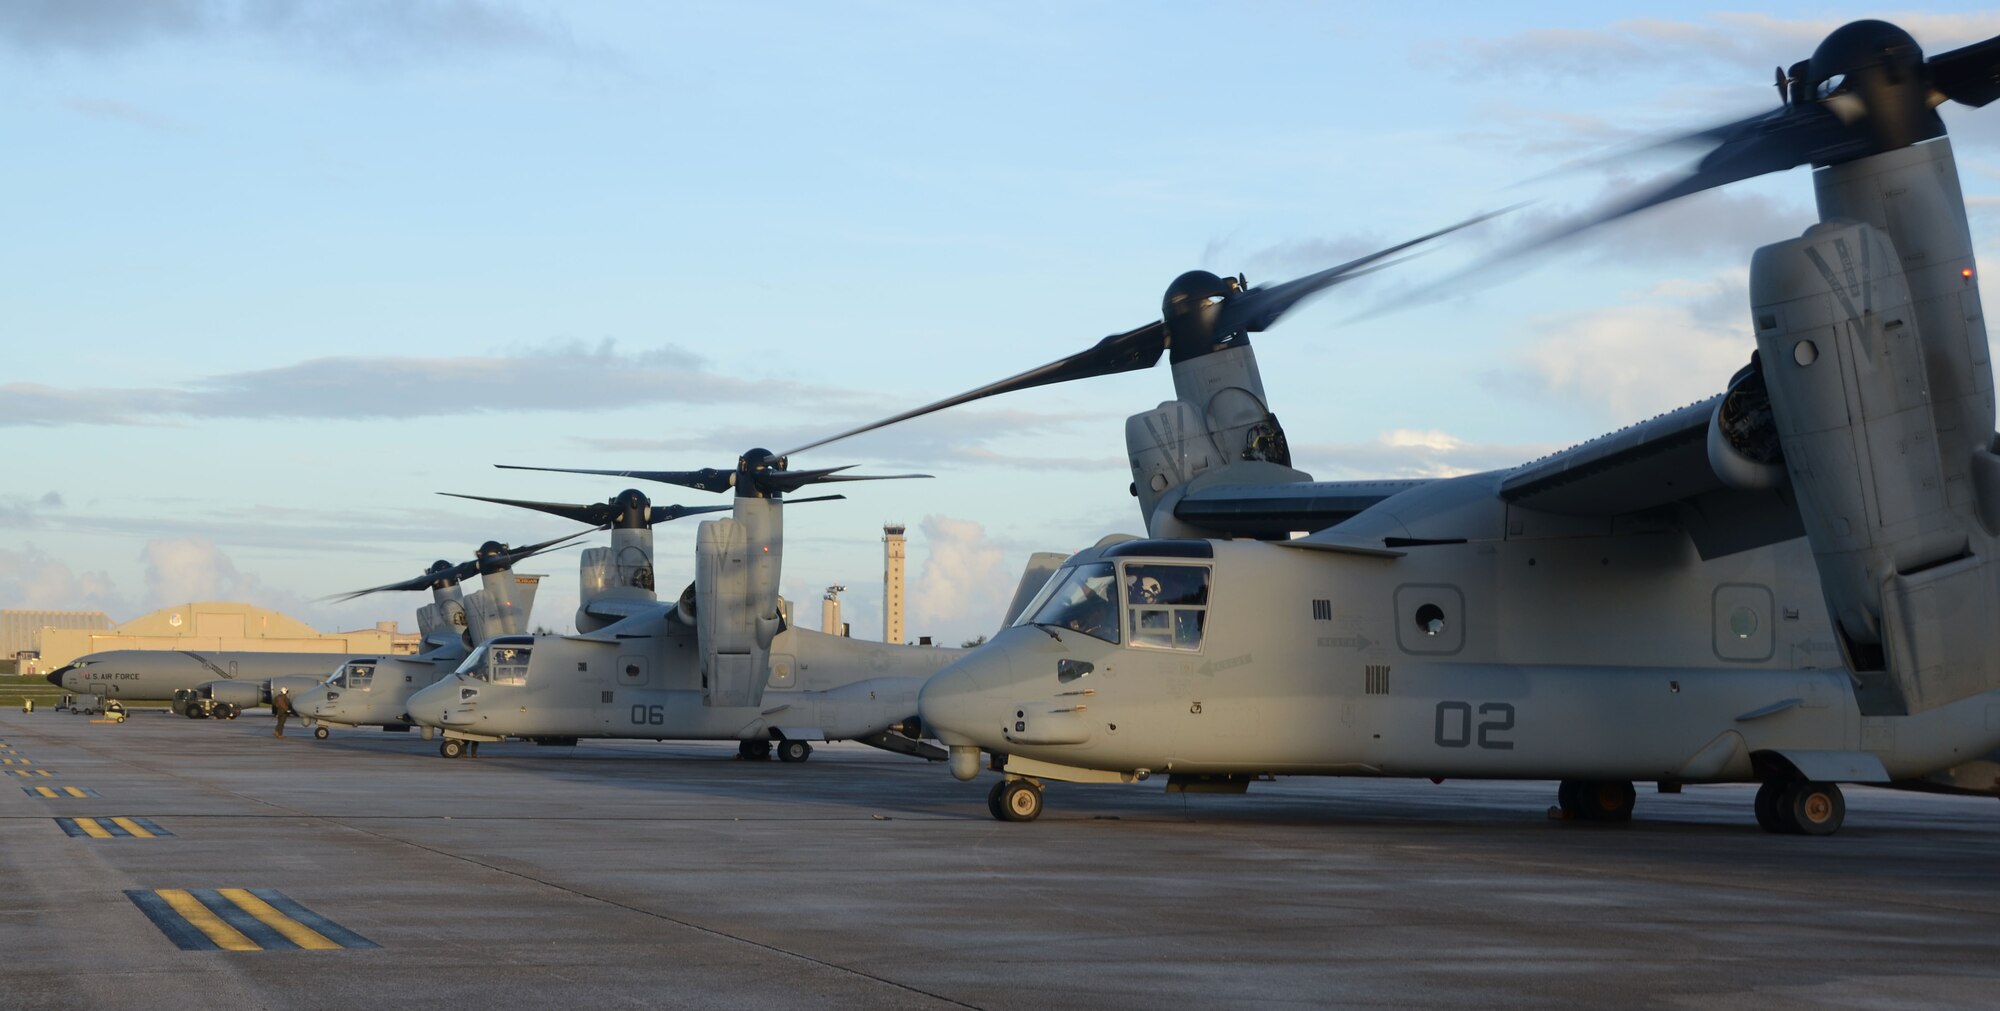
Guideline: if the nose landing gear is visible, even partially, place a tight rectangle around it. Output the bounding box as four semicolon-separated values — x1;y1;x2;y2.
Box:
987;777;1044;822
1554;780;1637;822
1754;780;1844;835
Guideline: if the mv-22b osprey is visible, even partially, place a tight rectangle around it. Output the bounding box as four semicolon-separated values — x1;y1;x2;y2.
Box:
400;461;1032;761
795;20;2000;834
291;528;611;738
45;535;564;720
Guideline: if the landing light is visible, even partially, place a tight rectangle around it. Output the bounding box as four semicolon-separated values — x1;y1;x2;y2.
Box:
1963;268;1976;281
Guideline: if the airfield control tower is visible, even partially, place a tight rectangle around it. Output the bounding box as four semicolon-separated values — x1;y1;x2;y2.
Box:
883;524;905;645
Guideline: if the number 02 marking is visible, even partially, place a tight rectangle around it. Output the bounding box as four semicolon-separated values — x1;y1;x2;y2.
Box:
1434;701;1515;750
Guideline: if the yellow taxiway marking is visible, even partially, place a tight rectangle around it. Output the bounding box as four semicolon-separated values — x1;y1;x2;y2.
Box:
75;818;114;839
110;817;156;839
157;890;260;952
217;889;341;950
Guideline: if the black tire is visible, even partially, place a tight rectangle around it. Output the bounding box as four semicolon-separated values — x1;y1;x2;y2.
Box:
738;740;773;761
777;740;812;763
986;780;1008;820
1581;780;1636;822
1754;781;1790;834
998;779;1043;822
1558;780;1634;822
440;739;466;759
313;726;330;740
1780;781;1845;836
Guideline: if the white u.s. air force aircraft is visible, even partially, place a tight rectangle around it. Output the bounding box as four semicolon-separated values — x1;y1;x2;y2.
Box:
45;536;566;720
786;20;2000;833
400;460;1060;761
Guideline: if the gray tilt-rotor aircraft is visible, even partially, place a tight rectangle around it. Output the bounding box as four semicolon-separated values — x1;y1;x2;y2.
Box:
788;20;2000;834
45;535;567;718
398;458;1014;761
292;521;652;738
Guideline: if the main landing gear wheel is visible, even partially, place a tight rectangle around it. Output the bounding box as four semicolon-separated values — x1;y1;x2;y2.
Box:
1756;780;1845;835
1556;780;1636;822
313;726;330;740
440;738;467;759
777;740;813;763
990;779;1044;822
738;740;773;761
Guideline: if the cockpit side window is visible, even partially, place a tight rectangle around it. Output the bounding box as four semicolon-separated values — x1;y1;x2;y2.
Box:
485;645;530;686
347;664;375;690
1123;563;1210;651
1020;562;1121;644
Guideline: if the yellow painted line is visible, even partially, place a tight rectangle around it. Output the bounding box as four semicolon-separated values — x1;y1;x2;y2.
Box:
157;890;259;952
33;786;56;798
75;818;114;839
217;889;341;950
110;817;155;839
63;786;88;798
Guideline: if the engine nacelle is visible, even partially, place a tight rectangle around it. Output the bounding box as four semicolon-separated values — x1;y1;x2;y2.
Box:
1128;342;1311;537
201;680;264;707
1753;215;1998;715
695;512;772;709
1706;359;1787;492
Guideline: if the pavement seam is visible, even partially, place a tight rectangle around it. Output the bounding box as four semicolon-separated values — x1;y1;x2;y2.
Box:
328;817;986;1009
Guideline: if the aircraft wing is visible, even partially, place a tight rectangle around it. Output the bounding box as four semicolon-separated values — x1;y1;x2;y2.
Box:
578;596;668;627
566;599;675;642
1497;394;1803;559
1173;479;1434;537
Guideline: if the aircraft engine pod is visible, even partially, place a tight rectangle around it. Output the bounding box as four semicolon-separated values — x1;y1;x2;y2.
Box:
201;681;264;709
1706;361;1786;492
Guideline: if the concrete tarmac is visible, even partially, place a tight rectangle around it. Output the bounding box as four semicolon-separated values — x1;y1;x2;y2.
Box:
5;706;2000;1009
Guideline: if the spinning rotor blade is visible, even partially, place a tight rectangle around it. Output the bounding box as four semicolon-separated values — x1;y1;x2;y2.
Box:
1931;34;2000;107
781;211;1503;458
1502;21;2000;257
437;491;735;527
780;320;1168;457
497;453;927;498
326;528;594;602
494;464;737;493
1209;208;1515;337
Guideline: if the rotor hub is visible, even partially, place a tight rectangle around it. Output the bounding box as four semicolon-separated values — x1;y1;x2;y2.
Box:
1808;19;1942;153
1162;270;1243;363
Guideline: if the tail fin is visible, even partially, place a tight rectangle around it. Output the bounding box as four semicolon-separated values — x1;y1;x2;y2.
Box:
1001;552;1067;628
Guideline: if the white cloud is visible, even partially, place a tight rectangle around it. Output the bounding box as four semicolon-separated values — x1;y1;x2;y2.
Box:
907;515;1016;646
0;0;578;66
1293;431;1558;480
0;341;860;428
0;545;130;615
1492;273;1753;423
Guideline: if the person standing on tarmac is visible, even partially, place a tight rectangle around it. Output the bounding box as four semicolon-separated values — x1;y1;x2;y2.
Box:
272;688;293;738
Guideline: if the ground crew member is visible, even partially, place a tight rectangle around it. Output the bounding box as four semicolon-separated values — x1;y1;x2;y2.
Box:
272;688;293;738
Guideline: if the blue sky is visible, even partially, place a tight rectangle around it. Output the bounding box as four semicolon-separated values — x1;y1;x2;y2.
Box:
5;2;2000;646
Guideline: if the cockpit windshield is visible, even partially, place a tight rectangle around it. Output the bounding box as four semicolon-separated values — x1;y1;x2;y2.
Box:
458;638;532;685
1018;562;1121;643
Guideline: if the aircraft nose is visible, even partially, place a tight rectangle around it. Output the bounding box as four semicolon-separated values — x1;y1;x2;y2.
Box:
919;653;1007;748
45;665;73;688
